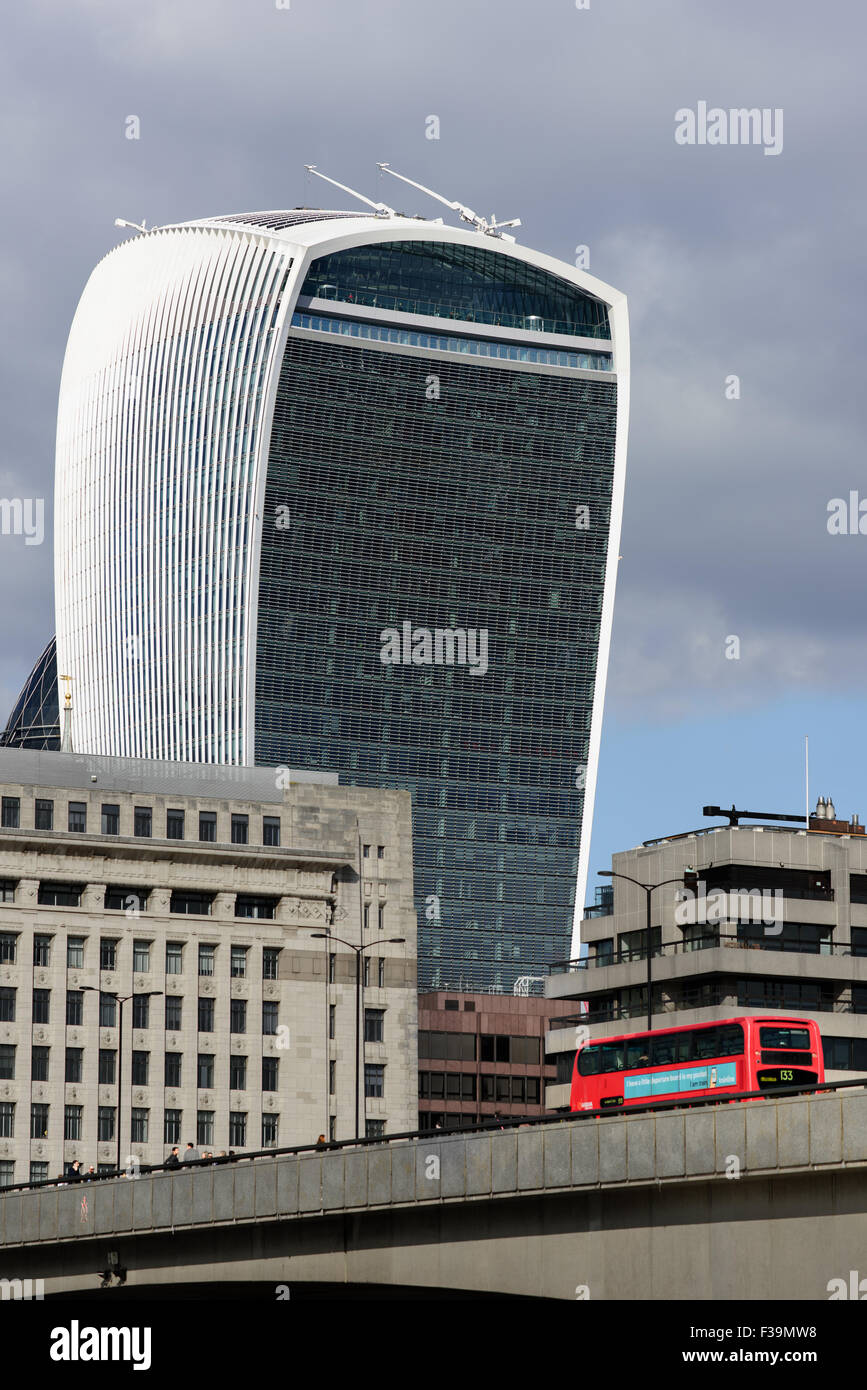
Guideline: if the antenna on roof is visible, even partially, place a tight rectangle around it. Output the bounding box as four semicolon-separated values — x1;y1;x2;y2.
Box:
376;164;521;240
303;165;396;218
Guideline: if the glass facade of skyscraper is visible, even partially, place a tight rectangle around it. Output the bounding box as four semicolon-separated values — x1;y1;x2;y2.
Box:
256;241;618;990
0;637;59;750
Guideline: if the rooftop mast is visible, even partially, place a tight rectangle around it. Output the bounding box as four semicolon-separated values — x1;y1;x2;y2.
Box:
376;163;521;239
303;165;397;218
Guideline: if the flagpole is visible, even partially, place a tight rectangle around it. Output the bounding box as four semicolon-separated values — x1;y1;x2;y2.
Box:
805;736;809;828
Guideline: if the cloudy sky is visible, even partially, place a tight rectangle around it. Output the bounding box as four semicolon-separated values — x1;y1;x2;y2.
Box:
1;0;864;890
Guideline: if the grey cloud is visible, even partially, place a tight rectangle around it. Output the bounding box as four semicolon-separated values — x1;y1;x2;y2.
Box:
0;0;863;727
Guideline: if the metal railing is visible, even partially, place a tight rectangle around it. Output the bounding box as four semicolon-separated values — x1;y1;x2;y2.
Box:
640;823;816;846
299;288;612;341
549;993;727;1028
548;993;867;1028
549;931;860;975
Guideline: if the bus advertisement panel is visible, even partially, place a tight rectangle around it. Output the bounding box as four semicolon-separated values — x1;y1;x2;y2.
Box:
623;1061;738;1100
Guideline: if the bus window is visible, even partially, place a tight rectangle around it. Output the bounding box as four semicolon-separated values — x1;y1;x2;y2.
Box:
579;1043;622;1075
718;1024;744;1057
692;1027;718;1060
578;1048;601;1076
625;1039;650;1069
760;1026;811;1051
650;1033;676;1065
670;1032;692;1063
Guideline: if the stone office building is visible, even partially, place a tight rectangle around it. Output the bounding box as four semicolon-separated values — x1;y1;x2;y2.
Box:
0;749;417;1185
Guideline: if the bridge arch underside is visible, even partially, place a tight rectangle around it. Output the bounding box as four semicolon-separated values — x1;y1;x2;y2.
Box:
7;1166;867;1302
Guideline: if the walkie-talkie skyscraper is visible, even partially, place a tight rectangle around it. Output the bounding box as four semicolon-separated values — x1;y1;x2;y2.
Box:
32;198;629;990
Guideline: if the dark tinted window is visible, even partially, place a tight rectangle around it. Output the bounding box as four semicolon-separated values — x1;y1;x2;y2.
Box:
580;1023;744;1075
300;240;611;339
738;978;834;1012
624;1038;651;1069
690;1024;743;1060
556;1051;576;1084
171;891;214;916
823;1037;844;1069
760;1026;811;1051
649;1032;692;1066
38;882;82;907
718;1024;744;1057
255;330;618;994
578;1041;623;1076
105;887;148;912
422;1029;476;1061
511;1036;540;1064
235;895;276;919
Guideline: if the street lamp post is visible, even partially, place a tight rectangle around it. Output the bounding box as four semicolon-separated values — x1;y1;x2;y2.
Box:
82;986;162;1173
310;932;405;1141
598;871;686;1033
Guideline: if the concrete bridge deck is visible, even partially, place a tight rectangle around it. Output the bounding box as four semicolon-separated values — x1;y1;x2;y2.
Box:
3;1090;867;1299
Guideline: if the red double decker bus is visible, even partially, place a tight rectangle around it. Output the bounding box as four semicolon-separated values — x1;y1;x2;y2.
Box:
570;1016;823;1111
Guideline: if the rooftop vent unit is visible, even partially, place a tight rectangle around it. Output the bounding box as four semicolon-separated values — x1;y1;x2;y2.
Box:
808;794;863;836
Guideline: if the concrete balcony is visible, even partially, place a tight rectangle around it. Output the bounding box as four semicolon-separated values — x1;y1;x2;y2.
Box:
544;1082;571;1110
546;1025;584;1056
547;938;867;1006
